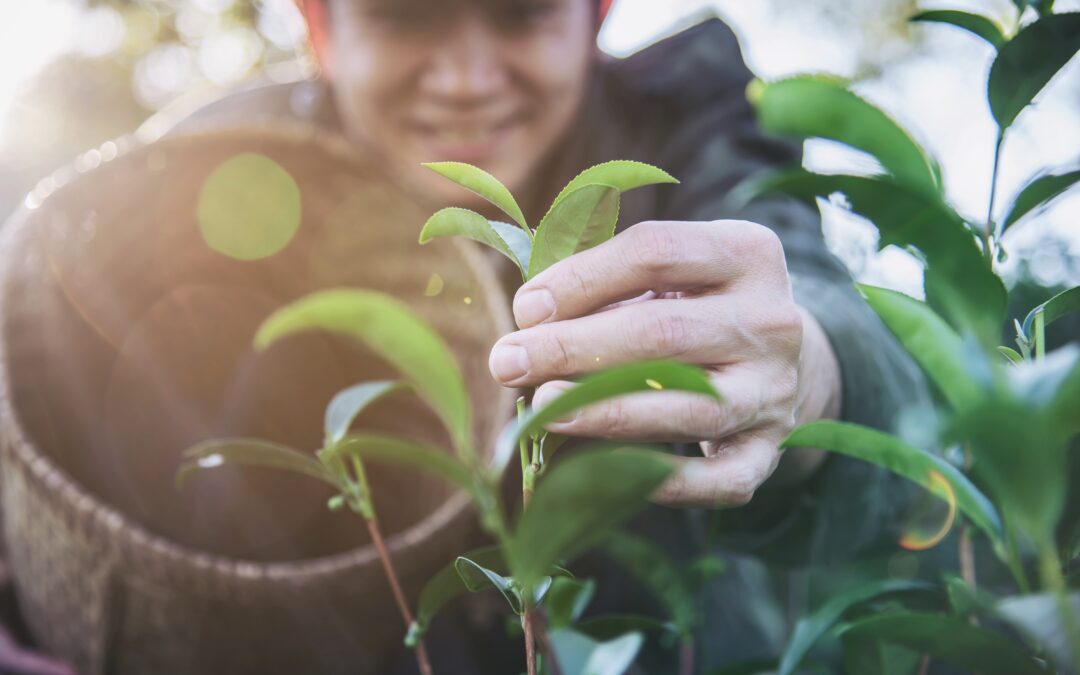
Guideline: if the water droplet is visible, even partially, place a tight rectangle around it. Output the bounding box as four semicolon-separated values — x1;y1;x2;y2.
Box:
424;273;444;297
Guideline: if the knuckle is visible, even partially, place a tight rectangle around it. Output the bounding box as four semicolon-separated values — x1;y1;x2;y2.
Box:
536;329;574;375
727;466;763;506
749;302;803;344
684;395;725;438
597;397;632;436
628;222;682;276
643;310;693;357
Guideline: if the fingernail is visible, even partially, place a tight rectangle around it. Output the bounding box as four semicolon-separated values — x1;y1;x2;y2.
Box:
534;383;578;423
514;288;555;327
490;343;530;383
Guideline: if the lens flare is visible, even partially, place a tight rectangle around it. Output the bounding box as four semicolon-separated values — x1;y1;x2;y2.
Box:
898;469;958;551
197;153;301;260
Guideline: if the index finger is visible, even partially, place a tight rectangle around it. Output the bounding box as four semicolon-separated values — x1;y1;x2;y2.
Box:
651;435;782;508
513;220;788;328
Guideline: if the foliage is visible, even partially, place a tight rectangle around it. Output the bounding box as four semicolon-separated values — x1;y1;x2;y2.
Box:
746;5;1080;672
179;159;719;675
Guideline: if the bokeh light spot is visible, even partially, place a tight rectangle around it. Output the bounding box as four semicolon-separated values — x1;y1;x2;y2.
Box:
197;153;301;261
645;378;663;390
463;296;473;305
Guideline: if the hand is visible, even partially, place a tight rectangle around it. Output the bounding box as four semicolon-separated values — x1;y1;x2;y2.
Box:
488;220;842;507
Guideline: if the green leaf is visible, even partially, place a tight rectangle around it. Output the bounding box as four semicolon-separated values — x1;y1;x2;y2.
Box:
1002;169;1080;232
988;13;1080;131
177;438;338;489
859;286;984;411
547;577;597;630
707;659;781;675
748;77;940;195
783;422;1003;545
999;345;1025;365
749;171;1005;344
1022;285;1080;338
840;636;923;675
548;629;644;675
912;10;1006;48
512;360;720;445
842;612;1049;675
419;208;531;277
576;615;675;641
529;185;620;277
995;592;1080;673
321;433;475;494
255;290;473;456
455;556;525;614
422;161;527;230
777;578;935;675
603;531;697;636
407;546;505;645
944;574;998;615
510;448;675;592
324;381;409;445
550;160;678;210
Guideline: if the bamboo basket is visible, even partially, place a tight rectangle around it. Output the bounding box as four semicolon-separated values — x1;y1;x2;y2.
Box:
0;126;514;674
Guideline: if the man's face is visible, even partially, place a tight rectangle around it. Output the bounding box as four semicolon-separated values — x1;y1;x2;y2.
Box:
323;0;595;206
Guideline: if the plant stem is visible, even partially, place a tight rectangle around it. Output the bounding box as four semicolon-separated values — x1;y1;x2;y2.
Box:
1038;544;1080;668
985;130;1004;265
534;610;563;675
367;517;435;675
352;457;434;675
958;524;980;626
1034;310;1046;362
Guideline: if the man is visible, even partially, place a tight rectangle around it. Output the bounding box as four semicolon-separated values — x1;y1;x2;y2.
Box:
170;0;927;669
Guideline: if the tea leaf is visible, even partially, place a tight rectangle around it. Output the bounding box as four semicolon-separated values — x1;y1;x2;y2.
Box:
777;578;935;675
547;578;597;630
548;629;644;675
912;10;1006;48
749;77;941;195
944;574;998;615
512;360;719;444
321;433;475;494
550;160;678;210
603;531;697;636
177;438;338;489
529;185;620;277
419;208;531;277
324;381;409;445
859;286;984;411
510;448;674;591
842;612;1049;675
996;592;1080;673
988;12;1080;131
748;171;1005;345
451;557;527;613
783;422;1004;544
1001;168;1080;232
422;162;527;230
255;290;473;456
840;636;924;675
408;546;505;645
708;659;782;675
998;346;1025;365
1022;285;1080;338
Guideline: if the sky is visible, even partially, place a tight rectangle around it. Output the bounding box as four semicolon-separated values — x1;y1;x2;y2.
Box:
1;0;1078;294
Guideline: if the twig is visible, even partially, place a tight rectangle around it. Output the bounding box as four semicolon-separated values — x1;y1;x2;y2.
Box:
367;518;435;675
534;610;563;675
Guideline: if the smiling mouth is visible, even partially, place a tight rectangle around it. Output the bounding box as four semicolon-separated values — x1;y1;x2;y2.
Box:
411;114;526;161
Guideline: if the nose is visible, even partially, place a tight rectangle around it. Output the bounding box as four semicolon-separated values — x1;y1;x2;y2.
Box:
419;14;508;104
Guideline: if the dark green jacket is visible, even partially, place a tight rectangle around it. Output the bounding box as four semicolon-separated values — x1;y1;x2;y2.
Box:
169;17;931;673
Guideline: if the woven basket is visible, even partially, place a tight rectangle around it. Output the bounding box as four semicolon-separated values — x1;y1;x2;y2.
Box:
0;127;514;674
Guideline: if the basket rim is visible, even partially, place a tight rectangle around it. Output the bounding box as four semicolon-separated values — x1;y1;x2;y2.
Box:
0;123;517;585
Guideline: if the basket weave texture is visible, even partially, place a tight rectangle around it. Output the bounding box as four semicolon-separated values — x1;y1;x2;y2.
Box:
0;126;515;674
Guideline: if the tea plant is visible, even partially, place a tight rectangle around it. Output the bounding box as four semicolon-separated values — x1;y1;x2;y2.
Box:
738;3;1080;672
180;160;722;675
